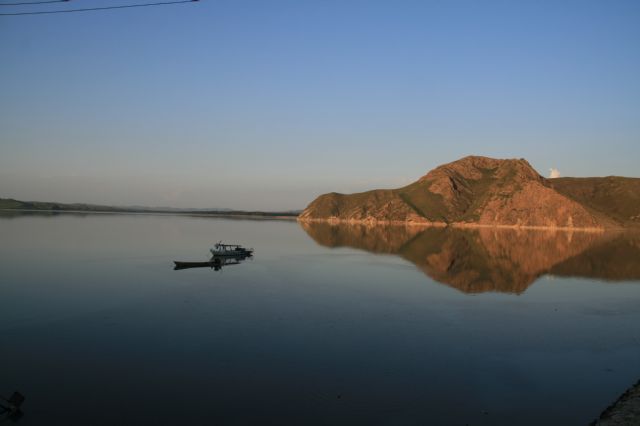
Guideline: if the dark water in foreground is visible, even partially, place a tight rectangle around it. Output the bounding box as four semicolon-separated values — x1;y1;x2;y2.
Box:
1;212;639;425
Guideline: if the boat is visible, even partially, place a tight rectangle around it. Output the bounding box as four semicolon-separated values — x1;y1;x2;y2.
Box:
209;242;254;257
173;242;254;271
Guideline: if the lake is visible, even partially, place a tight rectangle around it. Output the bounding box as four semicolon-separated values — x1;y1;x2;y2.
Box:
1;212;639;425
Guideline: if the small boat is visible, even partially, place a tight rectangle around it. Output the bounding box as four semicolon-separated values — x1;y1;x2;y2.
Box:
173;242;254;271
210;242;254;257
174;256;244;271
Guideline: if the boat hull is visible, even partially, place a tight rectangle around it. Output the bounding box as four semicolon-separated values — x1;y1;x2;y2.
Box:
173;254;251;270
174;261;215;267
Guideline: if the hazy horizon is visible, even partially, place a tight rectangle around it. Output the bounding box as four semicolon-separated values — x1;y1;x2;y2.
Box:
2;0;639;210
1;156;638;212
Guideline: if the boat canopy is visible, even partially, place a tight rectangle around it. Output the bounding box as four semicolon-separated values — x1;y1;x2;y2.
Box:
214;242;245;248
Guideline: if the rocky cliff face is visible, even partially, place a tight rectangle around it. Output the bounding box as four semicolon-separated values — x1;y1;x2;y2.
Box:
299;156;636;229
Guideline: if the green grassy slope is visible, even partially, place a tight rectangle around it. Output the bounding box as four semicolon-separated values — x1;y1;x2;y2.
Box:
303;190;399;218
395;182;449;221
549;177;640;225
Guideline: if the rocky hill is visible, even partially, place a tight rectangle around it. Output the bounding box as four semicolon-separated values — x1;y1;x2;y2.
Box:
298;156;640;229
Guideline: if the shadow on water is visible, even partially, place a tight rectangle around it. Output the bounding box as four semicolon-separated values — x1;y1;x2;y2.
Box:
300;222;640;294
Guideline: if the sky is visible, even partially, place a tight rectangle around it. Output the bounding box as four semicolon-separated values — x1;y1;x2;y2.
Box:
1;0;639;210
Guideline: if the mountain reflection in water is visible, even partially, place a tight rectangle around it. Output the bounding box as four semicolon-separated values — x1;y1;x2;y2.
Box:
300;222;640;294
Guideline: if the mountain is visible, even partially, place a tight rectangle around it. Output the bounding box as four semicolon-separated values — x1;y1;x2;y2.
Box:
299;156;640;229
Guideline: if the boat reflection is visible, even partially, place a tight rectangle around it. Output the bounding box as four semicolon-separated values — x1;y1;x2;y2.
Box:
300;222;640;294
174;254;251;271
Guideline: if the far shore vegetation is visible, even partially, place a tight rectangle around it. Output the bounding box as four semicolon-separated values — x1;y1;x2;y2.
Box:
0;198;300;219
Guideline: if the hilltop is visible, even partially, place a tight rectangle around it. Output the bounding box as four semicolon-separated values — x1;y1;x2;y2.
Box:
298;156;640;230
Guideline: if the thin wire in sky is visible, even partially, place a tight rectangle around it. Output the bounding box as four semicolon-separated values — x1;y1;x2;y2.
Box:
0;0;198;15
0;0;69;5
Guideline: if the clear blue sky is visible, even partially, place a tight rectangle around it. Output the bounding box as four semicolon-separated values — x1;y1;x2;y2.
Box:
1;0;639;210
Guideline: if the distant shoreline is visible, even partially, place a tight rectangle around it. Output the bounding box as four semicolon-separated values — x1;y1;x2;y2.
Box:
0;208;299;220
0;197;300;219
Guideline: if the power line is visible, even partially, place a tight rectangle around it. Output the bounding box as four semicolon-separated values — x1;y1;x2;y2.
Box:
0;0;69;6
0;0;198;15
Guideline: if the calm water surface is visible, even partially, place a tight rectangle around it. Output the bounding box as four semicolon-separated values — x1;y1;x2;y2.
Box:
1;212;639;425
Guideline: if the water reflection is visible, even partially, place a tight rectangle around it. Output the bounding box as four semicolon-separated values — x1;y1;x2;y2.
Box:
300;222;640;293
